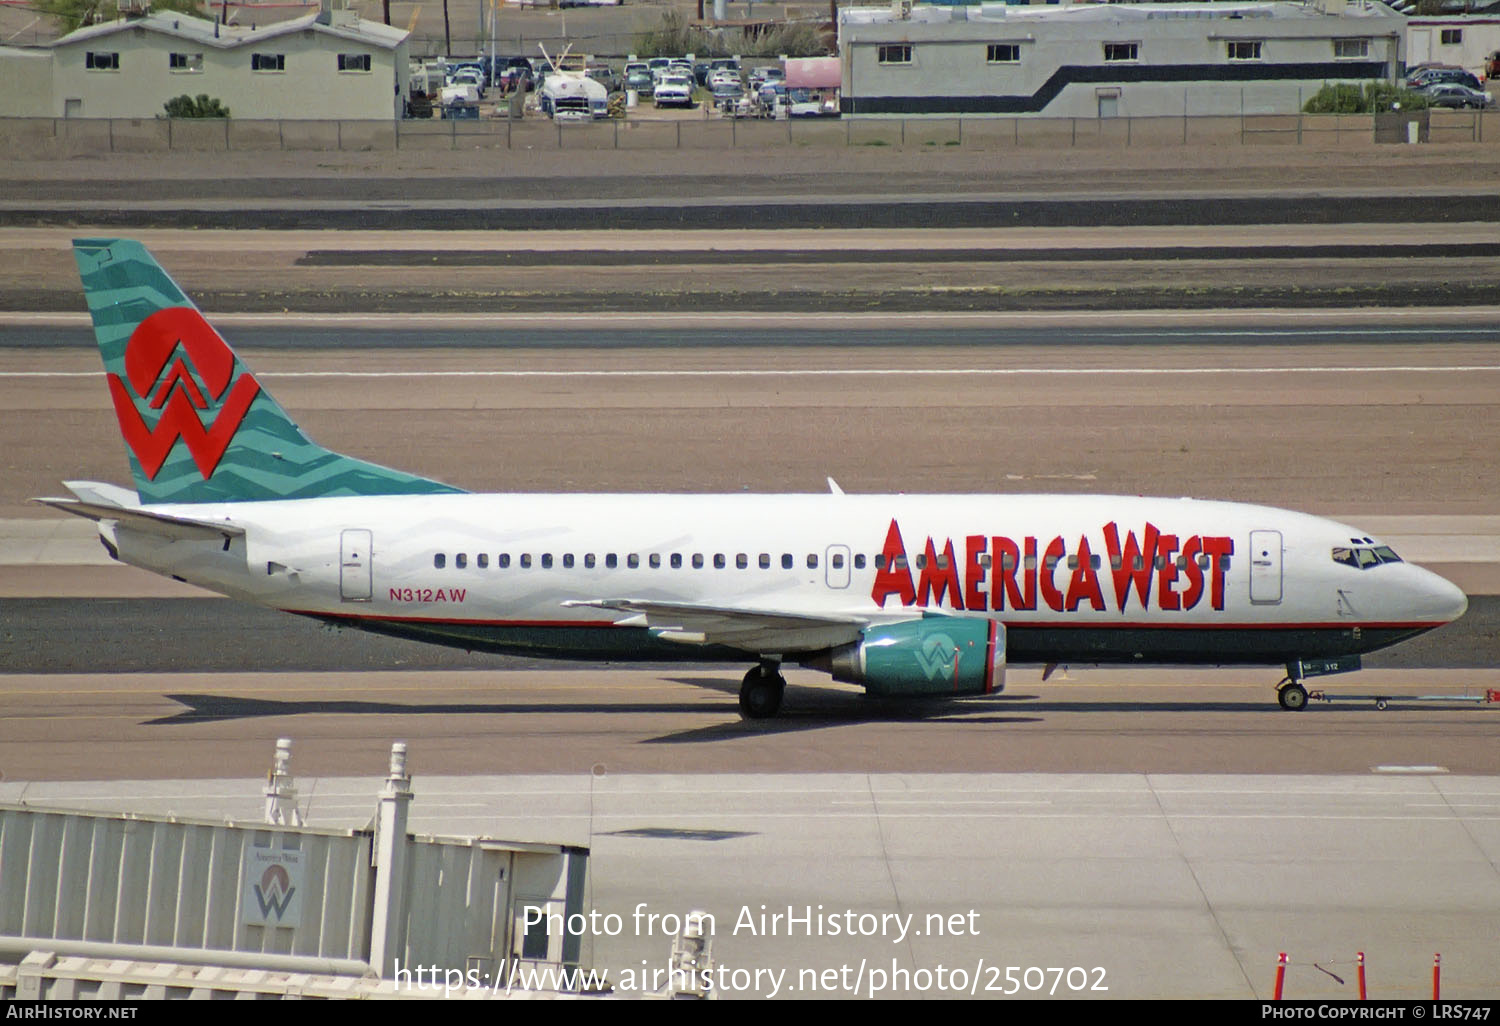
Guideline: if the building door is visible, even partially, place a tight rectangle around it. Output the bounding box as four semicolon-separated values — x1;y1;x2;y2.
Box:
1249;530;1282;605
340;529;372;601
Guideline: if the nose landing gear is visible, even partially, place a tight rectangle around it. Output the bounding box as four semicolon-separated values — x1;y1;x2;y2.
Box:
1276;677;1309;711
739;663;786;719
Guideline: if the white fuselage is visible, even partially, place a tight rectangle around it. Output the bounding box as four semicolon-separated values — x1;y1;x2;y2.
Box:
101;492;1467;667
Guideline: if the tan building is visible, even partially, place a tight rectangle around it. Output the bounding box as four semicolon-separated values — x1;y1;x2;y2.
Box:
42;2;408;119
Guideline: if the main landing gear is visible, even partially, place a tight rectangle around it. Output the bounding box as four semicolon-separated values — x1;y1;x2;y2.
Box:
1276;677;1309;711
739;663;786;720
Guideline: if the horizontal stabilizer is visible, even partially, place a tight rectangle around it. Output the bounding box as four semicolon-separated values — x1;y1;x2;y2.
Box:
562;598;866;653
34;496;243;542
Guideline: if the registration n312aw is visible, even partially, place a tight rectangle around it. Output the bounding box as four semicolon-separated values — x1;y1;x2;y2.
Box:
41;239;1469;717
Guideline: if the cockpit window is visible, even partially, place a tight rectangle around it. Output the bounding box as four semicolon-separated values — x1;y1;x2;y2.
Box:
1333;545;1403;570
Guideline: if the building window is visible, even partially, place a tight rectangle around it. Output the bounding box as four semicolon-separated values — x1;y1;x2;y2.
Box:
85;51;119;71
1333;38;1369;59
1441;28;1463;45
338;53;372;73
169;52;203;73
1103;42;1138;62
251;53;286;73
878;44;912;65
987;44;1020;63
1226;41;1262;61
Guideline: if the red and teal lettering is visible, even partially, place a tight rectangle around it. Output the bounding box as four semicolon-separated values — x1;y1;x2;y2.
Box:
1104;521;1159;613
1064;535;1105;612
1040;536;1066;612
917;537;962;609
872;519;916;608
964;535;987;612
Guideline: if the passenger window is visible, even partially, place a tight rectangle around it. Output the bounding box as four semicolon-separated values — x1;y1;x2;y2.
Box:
715;554;726;569
541;553;553;569
478;553;489;569
649;554;662;569
1001;553;1016;571
872;554;883;569
671;553;683;569
854;554;866;570
759;553;771;569
434;553;446;569
809;554;820;569
456;553;468;569
936;555;950;570
606;553;618;569
832;553;845;569
894;556;908;571
585;553;596;569
1218;554;1231;571
1066;555;1078;570
499;553;510;569
915;554;927;570
781;553;793;569
520;554;532;569
563;553;574;569
628;554;640;569
693;553;704;569
736;554;748;569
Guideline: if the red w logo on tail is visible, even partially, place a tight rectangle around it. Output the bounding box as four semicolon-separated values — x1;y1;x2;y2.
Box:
106;307;260;480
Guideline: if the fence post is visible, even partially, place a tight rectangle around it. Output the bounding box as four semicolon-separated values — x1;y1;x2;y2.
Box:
957;116;962;147
337;120;343;151
676;121;681;149
614;118;619;149
224;117;230;151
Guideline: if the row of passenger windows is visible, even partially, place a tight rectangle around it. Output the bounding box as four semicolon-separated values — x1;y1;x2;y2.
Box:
432;550;1231;572
436;551;869;571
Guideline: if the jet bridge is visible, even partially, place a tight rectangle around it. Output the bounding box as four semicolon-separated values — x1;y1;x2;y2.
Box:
0;741;591;999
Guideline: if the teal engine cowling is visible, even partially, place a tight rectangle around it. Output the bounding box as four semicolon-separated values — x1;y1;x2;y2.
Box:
824;617;1006;697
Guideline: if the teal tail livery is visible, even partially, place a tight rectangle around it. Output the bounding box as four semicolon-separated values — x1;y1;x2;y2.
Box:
73;238;463;504
42;239;1468;719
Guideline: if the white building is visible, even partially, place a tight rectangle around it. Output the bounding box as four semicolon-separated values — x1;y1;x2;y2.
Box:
1404;15;1500;77
34;1;408;119
838;1;1407;118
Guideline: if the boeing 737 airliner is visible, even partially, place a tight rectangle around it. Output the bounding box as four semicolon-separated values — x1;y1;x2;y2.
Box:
41;239;1469;717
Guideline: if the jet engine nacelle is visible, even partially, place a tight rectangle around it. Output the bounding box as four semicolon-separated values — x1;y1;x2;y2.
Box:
827;617;1006;697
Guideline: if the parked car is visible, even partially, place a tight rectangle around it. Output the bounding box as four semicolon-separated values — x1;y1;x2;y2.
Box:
1424;82;1493;108
625;65;653;96
585;64;620;93
1406;66;1482;91
653;73;694;107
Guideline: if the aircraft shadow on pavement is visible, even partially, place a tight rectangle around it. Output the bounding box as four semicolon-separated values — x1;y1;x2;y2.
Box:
640;677;1044;743
147;692;742;725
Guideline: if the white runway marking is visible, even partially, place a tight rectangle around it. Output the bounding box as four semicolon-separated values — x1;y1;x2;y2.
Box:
5;365;1500;380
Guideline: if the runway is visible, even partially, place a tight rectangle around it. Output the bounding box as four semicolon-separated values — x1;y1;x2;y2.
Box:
2;330;1496;784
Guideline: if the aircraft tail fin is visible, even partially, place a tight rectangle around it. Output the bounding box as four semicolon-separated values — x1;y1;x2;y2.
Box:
73;238;464;504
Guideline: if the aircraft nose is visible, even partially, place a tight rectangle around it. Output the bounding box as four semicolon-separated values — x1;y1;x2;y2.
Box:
1417;568;1469;623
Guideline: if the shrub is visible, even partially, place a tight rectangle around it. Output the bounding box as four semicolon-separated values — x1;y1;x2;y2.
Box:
164;94;231;118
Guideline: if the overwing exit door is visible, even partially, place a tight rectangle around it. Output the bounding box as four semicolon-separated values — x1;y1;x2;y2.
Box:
340;529;372;601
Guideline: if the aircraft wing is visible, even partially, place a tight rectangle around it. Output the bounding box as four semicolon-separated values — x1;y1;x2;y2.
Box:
560;598;867;653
